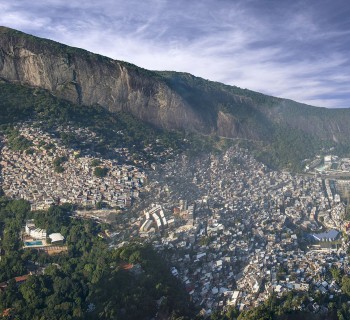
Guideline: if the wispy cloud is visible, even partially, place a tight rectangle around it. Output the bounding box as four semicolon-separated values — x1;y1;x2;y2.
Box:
1;0;350;108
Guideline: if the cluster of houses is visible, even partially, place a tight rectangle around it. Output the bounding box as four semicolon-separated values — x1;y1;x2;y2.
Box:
307;155;350;175
55;122;176;166
1;120;350;316
0;123;146;210
123;146;349;316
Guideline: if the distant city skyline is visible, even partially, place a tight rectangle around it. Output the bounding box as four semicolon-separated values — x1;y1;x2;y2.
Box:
1;0;350;108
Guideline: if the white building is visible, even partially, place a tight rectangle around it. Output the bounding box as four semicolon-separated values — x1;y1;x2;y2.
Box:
25;220;47;240
48;233;65;243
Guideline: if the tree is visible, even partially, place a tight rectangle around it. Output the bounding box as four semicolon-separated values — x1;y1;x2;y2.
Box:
330;267;341;283
338;311;345;320
6;199;30;220
53;156;67;173
53;156;68;167
34;205;71;233
342;276;350;296
90;159;101;167
54;165;64;173
94;166;108;178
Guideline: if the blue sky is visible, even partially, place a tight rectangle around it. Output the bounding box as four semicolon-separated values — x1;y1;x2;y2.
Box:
1;0;350;108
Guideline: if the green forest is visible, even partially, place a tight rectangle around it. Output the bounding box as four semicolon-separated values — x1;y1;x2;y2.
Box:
0;198;193;319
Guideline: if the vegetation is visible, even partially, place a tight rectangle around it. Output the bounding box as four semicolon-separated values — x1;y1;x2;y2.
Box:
88;244;193;320
208;291;336;320
0;198;193;319
5;129;32;151
249;126;328;171
0;82;226;165
93;166;108;178
1;78;347;171
158;71;350;171
53;156;68;167
54;165;65;173
4;28;350;319
0;199;30;282
90;159;101;167
53;156;68;173
3;27;350;171
199;236;212;246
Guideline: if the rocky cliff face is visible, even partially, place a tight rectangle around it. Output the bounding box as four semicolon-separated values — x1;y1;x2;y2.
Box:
1;26;350;143
0;27;209;134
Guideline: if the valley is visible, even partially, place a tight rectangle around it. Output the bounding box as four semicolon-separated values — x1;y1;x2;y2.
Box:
1;26;350;320
1;118;350;319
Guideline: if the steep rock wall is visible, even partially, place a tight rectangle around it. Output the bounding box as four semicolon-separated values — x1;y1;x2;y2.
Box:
0;28;210;134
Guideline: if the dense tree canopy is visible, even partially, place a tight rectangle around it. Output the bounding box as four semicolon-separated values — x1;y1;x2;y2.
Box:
0;199;193;319
93;166;108;178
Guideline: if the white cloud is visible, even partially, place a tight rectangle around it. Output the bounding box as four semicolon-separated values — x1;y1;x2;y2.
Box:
1;0;350;108
0;9;51;30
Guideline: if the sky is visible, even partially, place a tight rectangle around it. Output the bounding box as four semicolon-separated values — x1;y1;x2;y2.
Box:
1;0;350;108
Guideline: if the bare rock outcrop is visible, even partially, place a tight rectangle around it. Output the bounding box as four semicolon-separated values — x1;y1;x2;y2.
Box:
0;27;209;134
2;26;350;144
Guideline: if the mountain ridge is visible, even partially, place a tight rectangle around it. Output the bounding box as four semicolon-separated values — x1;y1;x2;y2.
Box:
1;26;350;147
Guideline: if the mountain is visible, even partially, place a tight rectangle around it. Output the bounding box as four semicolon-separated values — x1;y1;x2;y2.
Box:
0;27;209;134
1;26;350;170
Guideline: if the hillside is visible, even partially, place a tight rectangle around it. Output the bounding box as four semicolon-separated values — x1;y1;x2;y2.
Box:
0;81;224;162
0;26;350;139
1;26;350;170
2;26;350;319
